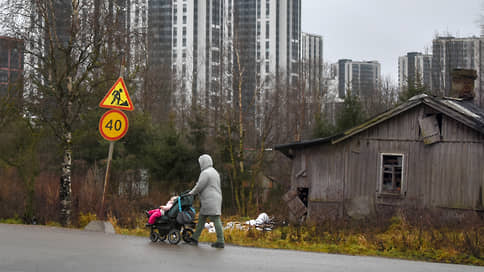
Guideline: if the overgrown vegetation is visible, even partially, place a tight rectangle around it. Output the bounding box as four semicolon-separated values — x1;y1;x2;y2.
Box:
201;213;483;265
16;211;479;266
214;218;484;265
1;173;482;266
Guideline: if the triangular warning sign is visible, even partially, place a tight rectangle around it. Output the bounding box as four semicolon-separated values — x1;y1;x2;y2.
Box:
99;77;134;111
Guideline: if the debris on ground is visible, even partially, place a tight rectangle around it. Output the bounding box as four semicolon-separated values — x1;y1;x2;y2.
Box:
224;213;275;231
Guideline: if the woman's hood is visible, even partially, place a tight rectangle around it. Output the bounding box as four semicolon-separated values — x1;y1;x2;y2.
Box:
198;154;213;171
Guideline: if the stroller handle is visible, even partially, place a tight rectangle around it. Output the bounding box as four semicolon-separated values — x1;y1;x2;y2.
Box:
179;190;192;198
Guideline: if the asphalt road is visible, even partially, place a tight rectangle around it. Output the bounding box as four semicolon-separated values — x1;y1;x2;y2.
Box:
0;223;481;272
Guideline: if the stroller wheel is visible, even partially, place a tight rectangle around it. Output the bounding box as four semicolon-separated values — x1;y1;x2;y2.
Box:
149;231;160;243
182;228;194;243
159;234;167;241
167;229;181;245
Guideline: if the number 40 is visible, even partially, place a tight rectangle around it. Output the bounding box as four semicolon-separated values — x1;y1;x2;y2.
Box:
105;119;122;131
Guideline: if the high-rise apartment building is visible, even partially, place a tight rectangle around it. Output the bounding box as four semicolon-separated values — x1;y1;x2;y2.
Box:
233;0;301;109
337;59;381;98
431;36;483;106
337;59;351;98
301;32;323;93
127;0;149;74
148;0;229;110
398;52;432;90
147;0;302;118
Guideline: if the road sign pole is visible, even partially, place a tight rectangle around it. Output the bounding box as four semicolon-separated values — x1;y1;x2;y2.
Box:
99;56;129;220
100;141;114;220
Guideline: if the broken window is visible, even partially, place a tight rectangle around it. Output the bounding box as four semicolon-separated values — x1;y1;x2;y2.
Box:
380;154;403;194
297;187;308;207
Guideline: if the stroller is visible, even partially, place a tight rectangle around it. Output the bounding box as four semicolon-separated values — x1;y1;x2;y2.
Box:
145;192;196;244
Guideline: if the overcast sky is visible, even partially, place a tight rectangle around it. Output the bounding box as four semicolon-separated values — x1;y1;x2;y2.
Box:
302;0;482;82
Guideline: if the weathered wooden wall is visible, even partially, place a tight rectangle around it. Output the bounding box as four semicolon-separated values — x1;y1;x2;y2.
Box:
290;104;484;222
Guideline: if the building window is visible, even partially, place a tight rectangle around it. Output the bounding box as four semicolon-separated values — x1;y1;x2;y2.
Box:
380;153;404;195
0;52;7;68
265;21;270;39
212;50;219;62
0;70;8;82
11;48;19;69
10;71;20;82
297;187;308;208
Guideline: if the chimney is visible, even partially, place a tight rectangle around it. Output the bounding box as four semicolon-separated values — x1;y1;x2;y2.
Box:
451;69;477;100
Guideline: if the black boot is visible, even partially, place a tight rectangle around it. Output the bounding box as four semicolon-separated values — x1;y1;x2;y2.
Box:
187;238;198;246
211;242;224;248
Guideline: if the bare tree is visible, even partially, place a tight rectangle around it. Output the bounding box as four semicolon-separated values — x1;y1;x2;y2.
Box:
361;75;398;117
0;0;131;225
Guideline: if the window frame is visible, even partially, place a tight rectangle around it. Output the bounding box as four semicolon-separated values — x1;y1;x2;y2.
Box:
378;152;405;196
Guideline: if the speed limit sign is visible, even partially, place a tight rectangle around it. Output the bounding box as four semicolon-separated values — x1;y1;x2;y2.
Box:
99;109;129;141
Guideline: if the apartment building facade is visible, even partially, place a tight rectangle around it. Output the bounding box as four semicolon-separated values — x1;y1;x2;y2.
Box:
301;32;323;94
398;52;432;90
147;0;302;119
337;59;381;98
148;0;230;110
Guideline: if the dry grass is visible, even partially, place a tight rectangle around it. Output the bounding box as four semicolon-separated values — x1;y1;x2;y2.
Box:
199;216;483;266
0;168;483;265
105;213;483;266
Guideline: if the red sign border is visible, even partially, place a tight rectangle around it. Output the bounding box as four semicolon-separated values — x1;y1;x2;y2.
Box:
99;77;134;111
99;109;129;141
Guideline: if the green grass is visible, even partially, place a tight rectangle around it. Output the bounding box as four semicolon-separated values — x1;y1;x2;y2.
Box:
0;217;23;224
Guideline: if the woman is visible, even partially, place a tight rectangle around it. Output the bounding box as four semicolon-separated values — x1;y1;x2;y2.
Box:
187;154;224;248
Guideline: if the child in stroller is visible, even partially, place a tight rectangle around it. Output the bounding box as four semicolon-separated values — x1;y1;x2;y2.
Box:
146;196;178;225
145;192;196;244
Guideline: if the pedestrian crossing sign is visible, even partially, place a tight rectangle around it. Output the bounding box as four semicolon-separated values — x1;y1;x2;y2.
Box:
99;77;134;111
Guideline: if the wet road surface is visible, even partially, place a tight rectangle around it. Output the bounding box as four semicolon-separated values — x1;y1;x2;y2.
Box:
0;223;481;272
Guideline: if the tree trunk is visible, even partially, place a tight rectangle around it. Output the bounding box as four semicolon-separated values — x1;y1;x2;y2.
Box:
59;132;72;226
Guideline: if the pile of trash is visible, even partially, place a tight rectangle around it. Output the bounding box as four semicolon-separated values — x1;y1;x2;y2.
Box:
204;213;274;232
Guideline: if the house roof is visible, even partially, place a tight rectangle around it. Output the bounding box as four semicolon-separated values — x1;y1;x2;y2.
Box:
274;94;484;158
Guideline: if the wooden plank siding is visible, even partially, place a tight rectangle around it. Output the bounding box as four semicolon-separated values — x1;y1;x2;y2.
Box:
290;103;484;221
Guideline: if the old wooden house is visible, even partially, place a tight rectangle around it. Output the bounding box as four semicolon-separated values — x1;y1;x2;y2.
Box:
275;71;484;222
